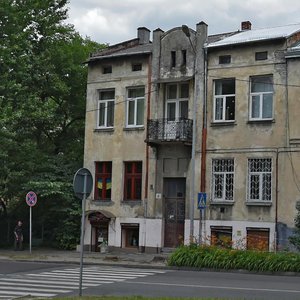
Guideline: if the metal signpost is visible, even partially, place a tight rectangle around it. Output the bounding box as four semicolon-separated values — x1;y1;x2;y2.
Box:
73;168;93;297
197;192;207;244
25;191;37;254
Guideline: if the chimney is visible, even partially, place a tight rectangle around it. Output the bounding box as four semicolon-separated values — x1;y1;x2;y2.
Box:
241;21;252;31
137;27;150;44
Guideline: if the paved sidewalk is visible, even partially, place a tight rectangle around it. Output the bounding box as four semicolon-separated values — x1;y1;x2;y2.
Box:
0;248;171;268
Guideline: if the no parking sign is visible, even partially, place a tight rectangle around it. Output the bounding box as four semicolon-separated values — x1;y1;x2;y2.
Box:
26;191;37;207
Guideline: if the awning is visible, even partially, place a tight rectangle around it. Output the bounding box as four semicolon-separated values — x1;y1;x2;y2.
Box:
87;210;116;224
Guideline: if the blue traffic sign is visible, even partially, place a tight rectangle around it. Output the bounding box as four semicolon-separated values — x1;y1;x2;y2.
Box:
198;192;207;209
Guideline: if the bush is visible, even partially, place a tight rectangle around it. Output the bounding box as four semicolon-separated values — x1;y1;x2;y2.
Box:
168;245;300;273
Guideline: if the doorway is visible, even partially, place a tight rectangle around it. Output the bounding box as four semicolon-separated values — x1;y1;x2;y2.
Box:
164;178;186;247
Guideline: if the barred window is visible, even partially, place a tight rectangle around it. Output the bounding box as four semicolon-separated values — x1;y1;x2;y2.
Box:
247;158;272;202
212;159;234;201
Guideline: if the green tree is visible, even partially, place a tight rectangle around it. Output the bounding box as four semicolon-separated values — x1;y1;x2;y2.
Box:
0;0;106;248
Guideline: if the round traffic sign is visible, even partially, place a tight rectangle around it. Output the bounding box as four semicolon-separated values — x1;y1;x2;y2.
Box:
73;168;93;200
26;191;37;207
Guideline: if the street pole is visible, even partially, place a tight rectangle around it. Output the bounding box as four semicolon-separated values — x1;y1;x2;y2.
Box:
79;172;87;296
29;206;32;254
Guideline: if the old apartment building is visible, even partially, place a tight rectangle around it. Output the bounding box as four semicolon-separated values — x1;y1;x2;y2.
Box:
83;21;300;252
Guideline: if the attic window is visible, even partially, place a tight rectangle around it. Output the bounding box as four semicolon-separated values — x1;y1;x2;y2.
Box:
132;63;142;71
182;50;187;66
171;51;176;68
103;65;112;74
219;55;231;64
255;51;268;61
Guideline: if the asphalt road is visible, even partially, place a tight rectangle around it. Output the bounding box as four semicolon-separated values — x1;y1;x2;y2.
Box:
0;260;300;300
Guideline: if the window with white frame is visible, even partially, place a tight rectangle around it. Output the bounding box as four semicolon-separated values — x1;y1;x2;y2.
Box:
213;79;235;122
166;83;189;120
212;159;234;201
247;158;272;202
250;75;273;120
97;89;115;128
126;87;145;127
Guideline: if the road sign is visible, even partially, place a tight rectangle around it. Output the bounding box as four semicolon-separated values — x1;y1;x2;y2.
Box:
26;191;37;207
73;168;93;200
198;192;207;209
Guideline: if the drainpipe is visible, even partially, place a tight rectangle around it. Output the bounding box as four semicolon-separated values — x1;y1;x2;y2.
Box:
143;53;152;253
275;149;279;252
199;45;208;244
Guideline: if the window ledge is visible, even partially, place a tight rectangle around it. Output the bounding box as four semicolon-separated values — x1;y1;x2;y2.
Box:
94;128;114;133
210;201;235;206
246;201;272;206
91;200;114;206
123;127;145;131
210;121;236;127
121;200;142;206
247;119;274;124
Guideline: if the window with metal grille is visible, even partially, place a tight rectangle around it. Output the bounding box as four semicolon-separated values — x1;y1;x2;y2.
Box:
124;162;142;200
250;75;273;120
213;79;235;122
212;159;234;201
95;162;112;200
211;226;232;248
97;89;115;128
247;158;272;202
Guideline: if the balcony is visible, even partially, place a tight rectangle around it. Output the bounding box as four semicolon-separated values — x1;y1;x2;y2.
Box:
146;118;193;145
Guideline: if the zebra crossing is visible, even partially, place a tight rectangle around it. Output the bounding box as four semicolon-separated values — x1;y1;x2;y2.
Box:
0;266;166;299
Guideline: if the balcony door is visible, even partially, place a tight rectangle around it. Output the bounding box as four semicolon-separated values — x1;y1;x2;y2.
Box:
164;83;189;140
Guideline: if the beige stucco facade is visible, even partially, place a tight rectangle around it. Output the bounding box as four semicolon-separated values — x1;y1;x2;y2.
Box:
83;23;300;252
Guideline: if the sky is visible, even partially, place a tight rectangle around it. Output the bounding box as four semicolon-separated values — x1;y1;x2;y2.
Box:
66;0;300;45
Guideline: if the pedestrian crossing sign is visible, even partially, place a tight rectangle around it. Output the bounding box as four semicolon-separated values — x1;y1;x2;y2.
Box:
198;192;207;209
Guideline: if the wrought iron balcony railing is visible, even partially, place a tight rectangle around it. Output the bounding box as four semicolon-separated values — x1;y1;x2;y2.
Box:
146;118;193;144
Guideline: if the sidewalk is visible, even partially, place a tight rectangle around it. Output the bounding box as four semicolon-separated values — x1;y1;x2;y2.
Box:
0;247;171;269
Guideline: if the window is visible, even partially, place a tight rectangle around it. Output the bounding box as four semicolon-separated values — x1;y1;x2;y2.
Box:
124;162;142;200
247;228;269;251
171;51;176;68
121;224;139;248
255;51;268;61
95;162;112;200
132;63;142;71
213;79;235;122
166;83;189;120
219;55;231;64
250;75;273;120
126;87;145;127
247;158;272;202
98;90;115;128
211;226;232;248
103;65;112;74
181;50;187;66
212;159;234;201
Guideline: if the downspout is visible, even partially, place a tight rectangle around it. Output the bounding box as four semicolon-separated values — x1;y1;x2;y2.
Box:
275;149;279;252
143;53;152;252
201;46;208;193
145;53;152;200
199;46;208;243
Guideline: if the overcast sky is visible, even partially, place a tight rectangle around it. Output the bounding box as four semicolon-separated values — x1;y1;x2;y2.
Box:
66;0;300;45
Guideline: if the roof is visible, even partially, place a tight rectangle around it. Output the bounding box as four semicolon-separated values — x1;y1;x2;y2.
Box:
285;41;300;58
88;35;152;62
207;23;300;48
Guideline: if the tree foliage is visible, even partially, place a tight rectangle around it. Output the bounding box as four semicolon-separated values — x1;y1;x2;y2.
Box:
0;0;106;248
